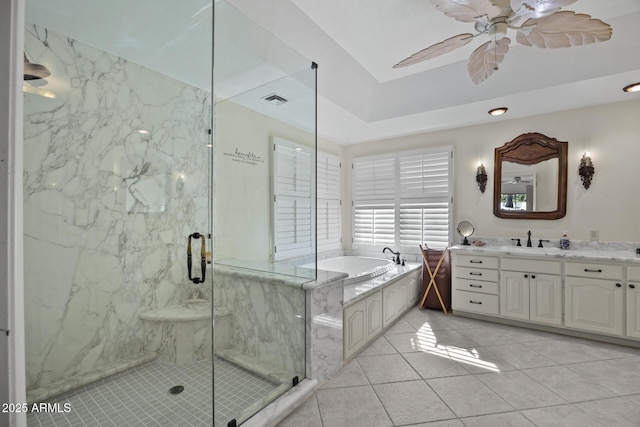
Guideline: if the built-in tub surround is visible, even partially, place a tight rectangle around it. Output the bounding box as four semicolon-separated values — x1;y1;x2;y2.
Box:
23;22;210;398
308;256;396;285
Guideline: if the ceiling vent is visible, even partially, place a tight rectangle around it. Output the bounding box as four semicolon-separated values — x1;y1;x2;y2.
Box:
263;93;288;106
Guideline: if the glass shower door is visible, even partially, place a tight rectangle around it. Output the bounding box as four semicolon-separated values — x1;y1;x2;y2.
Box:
23;1;215;425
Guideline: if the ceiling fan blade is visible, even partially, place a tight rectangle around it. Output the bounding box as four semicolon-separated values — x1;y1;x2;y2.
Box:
516;11;612;48
430;0;502;23
393;33;474;68
510;0;577;19
467;37;510;84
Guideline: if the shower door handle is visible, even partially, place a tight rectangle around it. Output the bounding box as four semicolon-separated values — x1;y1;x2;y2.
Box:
187;233;206;284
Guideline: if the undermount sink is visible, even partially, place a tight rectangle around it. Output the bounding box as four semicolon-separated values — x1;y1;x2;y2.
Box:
499;246;561;253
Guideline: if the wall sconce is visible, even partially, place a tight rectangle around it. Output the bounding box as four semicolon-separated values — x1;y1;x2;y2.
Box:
476;163;488;193
579;152;594;189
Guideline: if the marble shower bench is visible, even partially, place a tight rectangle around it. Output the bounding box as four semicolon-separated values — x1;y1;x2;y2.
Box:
139;302;230;364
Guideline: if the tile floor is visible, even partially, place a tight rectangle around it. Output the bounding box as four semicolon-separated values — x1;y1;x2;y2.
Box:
27;357;279;427
279;307;640;427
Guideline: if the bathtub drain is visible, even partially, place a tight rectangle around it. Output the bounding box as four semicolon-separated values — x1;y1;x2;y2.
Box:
168;385;184;395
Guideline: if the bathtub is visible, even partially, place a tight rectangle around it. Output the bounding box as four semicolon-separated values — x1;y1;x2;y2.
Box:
309;256;396;285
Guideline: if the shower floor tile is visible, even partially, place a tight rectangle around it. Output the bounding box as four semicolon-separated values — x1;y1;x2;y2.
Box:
27;357;279;427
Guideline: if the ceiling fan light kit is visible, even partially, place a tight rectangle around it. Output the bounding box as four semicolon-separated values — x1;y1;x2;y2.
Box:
488;107;508;116
623;82;640;93
394;0;612;84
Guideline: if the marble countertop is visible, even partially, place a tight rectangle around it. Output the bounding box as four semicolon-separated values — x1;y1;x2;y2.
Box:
451;245;640;264
343;263;421;306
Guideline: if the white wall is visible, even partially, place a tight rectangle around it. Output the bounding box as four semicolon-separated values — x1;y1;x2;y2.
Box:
343;98;640;246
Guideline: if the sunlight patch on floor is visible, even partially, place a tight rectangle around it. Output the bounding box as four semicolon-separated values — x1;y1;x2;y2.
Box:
406;322;500;372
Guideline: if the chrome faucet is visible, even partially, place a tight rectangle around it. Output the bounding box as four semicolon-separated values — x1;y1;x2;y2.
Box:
526;230;532;247
382;247;401;264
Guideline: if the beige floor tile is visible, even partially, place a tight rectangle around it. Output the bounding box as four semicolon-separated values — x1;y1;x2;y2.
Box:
373;380;454;425
357;353;421;384
316;385;392;427
477;370;567;410
427;376;513;417
461;411;536;427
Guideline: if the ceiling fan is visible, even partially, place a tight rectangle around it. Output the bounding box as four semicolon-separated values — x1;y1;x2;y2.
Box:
503;176;532;184
393;0;612;84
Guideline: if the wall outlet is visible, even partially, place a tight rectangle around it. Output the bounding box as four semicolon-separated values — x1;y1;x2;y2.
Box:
590;229;599;241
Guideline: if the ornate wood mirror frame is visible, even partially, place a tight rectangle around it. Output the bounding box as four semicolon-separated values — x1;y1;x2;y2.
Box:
494;133;568;219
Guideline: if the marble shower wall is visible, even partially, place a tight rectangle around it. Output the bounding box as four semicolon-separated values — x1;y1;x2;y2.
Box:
213;268;306;379
23;23;211;392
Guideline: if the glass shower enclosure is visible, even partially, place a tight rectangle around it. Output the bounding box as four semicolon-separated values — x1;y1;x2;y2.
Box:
22;0;314;425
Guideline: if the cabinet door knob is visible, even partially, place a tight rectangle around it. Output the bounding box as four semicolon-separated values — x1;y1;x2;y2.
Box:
524;274;528;278
631;284;636;289
616;283;622;288
532;275;536;279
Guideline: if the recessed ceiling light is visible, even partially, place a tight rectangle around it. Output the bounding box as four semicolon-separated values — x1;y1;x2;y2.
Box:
488;107;508;116
137;129;149;135
623;82;640;93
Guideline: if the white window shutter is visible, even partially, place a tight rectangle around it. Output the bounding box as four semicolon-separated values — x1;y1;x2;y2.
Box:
399;148;452;250
352;148;452;252
273;137;314;260
400;150;450;199
353;154;396;201
352;153;397;247
353;204;395;246
317;152;341;251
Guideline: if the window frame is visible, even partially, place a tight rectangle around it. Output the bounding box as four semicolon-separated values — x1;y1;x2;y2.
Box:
352;146;453;254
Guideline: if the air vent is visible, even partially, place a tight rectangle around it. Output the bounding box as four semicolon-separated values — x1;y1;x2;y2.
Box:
263;93;288;106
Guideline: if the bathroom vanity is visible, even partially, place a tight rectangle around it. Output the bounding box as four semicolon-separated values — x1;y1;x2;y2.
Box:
451;245;640;345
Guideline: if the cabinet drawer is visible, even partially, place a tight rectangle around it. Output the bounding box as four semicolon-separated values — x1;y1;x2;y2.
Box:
565;262;623;280
501;257;562;275
453;290;499;315
455;266;499;282
454;278;499;295
455;254;499;269
628;266;640;282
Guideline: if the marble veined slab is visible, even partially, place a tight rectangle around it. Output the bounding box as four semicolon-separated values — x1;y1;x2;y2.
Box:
139;303;213;321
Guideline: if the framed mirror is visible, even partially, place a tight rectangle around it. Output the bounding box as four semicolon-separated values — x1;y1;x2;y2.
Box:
494;133;568;220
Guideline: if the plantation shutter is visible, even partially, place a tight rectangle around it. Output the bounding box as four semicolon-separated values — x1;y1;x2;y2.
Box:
352;154;396;247
273;137;313;260
399;149;452;250
317;152;341;251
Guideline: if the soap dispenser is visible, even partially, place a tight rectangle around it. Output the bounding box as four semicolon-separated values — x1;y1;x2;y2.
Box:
560;231;571;250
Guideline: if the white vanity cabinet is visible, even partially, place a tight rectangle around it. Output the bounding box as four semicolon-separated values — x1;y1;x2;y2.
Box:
451;248;640;345
564;261;624;336
500;258;562;326
626;266;640;339
452;254;499;315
